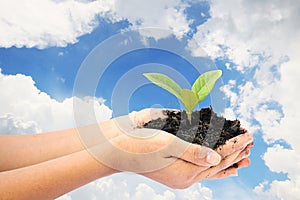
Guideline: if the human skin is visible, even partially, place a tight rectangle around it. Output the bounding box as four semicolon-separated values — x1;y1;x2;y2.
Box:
0;109;253;199
0;119;121;172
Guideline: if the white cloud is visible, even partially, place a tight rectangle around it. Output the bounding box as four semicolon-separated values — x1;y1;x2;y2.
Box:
0;114;40;134
56;174;213;200
188;0;300;72
209;179;259;200
113;0;191;40
263;145;300;177
0;0;192;49
180;183;212;200
188;0;300;199
0;69;112;133
0;0;115;48
254;145;300;200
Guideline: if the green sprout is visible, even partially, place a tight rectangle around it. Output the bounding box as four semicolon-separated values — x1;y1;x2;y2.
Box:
143;70;222;122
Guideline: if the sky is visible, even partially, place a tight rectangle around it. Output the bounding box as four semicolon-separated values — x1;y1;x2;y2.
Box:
0;0;299;199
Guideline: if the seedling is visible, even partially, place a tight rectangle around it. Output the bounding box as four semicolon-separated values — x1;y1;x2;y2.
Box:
143;70;222;122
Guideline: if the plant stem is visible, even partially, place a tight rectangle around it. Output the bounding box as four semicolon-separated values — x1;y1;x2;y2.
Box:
187;111;192;123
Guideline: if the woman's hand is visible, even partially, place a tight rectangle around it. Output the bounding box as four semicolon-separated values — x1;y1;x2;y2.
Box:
107;130;252;188
88;108;254;188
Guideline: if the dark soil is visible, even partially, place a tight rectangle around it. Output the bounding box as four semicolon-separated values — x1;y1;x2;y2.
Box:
143;107;246;150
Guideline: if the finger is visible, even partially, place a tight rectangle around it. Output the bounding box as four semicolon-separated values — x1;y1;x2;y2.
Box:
129;108;169;127
230;148;251;165
113;108;171;133
247;142;254;149
234;158;251;169
190;147;251;182
206;167;238;179
217;147;250;172
217;149;243;171
195;147;242;180
207;158;251;180
216;130;253;158
192;151;240;182
166;138;222;167
113;115;137;133
185;144;221;167
216;147;250;174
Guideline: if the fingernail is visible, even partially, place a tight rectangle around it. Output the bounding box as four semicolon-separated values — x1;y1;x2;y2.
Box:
206;151;221;165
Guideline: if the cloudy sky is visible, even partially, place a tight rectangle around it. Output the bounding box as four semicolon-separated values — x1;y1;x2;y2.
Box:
1;0;299;199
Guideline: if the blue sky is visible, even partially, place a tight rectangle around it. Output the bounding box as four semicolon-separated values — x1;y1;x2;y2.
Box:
1;0;300;199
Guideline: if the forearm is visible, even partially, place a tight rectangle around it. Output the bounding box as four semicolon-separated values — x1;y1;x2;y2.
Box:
0;149;117;200
0;128;83;172
0;120;122;171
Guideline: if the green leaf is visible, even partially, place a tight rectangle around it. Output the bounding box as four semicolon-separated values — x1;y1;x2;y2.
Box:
143;73;183;101
180;89;199;114
192;70;222;102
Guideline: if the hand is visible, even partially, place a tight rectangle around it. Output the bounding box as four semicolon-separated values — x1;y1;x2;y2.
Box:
90;108;253;188
141;130;253;189
128;109;254;187
86;134;252;190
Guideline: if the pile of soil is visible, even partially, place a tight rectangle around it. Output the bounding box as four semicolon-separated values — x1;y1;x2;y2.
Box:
143;107;246;150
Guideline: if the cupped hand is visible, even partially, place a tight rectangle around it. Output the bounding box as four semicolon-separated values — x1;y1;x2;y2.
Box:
105;127;253;189
140;129;253;189
90;108;253;188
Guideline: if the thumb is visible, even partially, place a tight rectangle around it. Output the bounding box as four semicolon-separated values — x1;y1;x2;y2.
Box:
180;143;222;166
165;136;222;166
129;108;166;126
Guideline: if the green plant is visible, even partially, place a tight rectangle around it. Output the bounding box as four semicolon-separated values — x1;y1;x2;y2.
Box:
143;70;222;122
